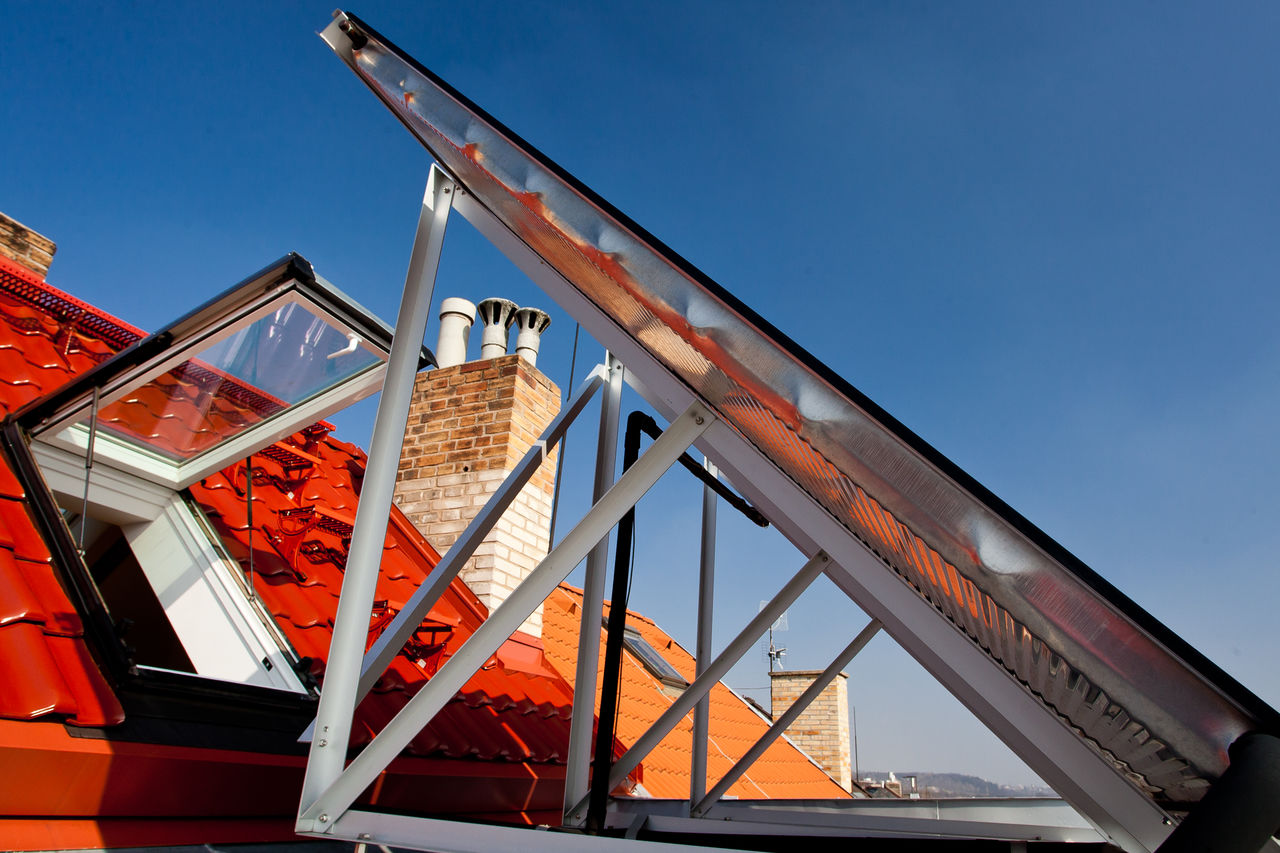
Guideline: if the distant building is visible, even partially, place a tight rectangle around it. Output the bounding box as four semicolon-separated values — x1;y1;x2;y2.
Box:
770;668;853;791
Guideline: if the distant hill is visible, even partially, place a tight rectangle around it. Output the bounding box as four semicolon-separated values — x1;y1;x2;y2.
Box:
859;771;1054;798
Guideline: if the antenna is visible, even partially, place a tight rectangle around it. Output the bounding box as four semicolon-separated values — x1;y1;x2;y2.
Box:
759;601;788;672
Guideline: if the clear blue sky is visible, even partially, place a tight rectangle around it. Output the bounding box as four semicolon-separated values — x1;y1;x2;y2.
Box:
4;2;1278;788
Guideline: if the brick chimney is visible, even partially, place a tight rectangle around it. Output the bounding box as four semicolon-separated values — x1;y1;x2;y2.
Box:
0;212;57;278
394;302;560;637
770;670;852;791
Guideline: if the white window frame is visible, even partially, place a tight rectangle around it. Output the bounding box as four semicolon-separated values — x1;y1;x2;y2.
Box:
33;442;306;693
35;289;388;491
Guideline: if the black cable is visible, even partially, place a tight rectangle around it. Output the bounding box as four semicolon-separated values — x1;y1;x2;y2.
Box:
586;410;768;832
547;323;580;547
629;412;768;528
586;411;645;832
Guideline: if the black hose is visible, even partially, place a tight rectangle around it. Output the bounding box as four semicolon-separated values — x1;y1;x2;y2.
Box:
585;412;646;831
585;411;768;832
1156;732;1280;853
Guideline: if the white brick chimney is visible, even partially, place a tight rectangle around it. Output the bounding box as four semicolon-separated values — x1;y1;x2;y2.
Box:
770;669;853;791
394;301;560;637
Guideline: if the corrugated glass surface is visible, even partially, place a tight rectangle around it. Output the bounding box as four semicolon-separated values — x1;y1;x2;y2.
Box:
323;11;1276;804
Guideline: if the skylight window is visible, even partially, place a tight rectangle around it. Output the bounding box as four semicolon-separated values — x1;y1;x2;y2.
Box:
620;624;688;689
83;301;381;463
8;254;417;696
21;255;410;490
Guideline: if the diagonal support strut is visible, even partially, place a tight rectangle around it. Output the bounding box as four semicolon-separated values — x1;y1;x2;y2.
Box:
299;165;454;815
299;400;713;828
567;549;832;821
692;617;881;816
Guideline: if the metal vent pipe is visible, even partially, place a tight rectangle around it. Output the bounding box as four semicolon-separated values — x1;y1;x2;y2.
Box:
512;306;551;367
435;297;475;368
476;297;518;360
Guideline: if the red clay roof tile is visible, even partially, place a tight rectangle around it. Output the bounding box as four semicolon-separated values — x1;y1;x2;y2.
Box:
0;262;138;728
0;548;44;627
0;456;24;498
0;258;576;764
0;498;52;563
0;621;80;720
0;252;846;809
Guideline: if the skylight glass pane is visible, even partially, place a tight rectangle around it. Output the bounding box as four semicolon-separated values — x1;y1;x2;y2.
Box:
623;628;688;687
81;302;380;461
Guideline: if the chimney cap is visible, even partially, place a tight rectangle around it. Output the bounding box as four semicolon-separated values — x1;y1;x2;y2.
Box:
440;296;477;318
436;297;477;368
476;296;518;327
512;306;552;367
476;297;519;360
513;305;551;333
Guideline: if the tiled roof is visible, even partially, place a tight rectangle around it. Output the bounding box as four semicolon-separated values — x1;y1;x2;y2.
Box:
0;255;129;727
0;250;843;831
542;585;850;800
191;440;575;762
0;253;573;767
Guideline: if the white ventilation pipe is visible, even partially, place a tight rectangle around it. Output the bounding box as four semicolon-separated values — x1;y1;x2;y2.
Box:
475;297;518;360
512;306;552;367
435;297;476;368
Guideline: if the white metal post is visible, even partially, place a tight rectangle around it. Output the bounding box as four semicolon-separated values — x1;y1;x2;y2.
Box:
564;352;624;824
299;402;712;828
692;618;881;816
689;457;718;808
299;167;454;815
567;551;830;816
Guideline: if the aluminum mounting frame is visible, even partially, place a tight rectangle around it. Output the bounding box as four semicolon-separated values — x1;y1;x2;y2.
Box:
440;186;1176;852
291;88;1173;853
298;376;714;828
303;10;1280;853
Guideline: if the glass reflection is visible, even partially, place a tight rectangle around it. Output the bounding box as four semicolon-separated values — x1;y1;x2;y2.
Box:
83;302;380;461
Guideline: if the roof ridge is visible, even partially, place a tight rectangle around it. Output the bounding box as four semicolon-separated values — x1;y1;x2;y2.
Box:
553;582;658;626
0;254;145;347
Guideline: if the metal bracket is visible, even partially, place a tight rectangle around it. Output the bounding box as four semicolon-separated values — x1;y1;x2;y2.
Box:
692;618;881;816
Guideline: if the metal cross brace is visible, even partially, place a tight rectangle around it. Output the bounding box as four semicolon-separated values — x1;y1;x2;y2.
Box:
297;362;608;748
692;617;881;816
300;165;454;814
298;400;713;829
566;549;832;821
